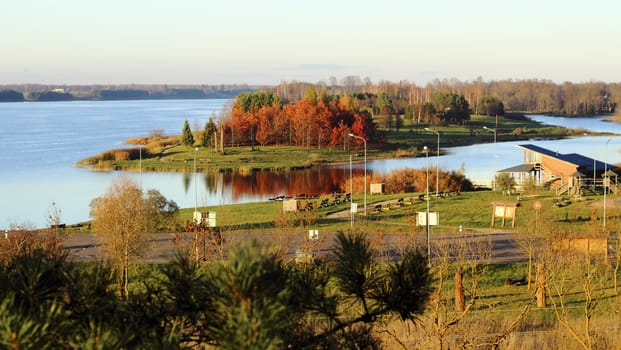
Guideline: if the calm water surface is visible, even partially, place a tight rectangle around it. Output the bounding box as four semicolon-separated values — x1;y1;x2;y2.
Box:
1;101;620;229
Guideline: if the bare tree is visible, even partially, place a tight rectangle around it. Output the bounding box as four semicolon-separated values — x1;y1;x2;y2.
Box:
421;229;493;349
540;229;608;350
610;217;621;293
0;222;64;263
47;202;64;235
516;208;551;290
91;175;151;299
515;205;612;349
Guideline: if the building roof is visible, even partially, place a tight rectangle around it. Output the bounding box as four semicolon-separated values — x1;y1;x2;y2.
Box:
517;144;615;173
498;164;535;173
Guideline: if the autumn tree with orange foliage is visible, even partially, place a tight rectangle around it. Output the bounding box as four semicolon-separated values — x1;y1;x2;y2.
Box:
227;91;375;149
342;168;472;195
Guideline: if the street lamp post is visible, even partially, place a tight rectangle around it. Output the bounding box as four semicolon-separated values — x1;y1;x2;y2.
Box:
348;133;367;216
424;146;431;265
604;138;611;227
193;146;200;263
425;127;440;197
350;154;353;228
194;146;199;218
139;145;142;190
483;126;497;190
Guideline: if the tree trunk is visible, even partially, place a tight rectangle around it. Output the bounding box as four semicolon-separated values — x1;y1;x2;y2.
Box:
536;263;546;308
527;247;533;290
220;126;225;154
251;128;255;151
455;266;465;312
122;241;129;300
613;263;619;294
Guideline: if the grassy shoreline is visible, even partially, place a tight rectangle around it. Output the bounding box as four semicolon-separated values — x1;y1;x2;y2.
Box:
76;114;601;173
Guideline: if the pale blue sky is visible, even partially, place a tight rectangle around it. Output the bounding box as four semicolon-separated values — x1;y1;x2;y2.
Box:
2;0;620;85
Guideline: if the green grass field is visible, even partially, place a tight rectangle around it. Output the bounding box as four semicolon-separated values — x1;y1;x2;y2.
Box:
178;188;617;235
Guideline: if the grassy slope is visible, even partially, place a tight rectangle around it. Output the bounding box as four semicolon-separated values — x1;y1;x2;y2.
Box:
179;189;613;235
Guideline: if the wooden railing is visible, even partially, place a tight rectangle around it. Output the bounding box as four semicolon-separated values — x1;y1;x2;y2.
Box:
556;183;571;195
608;182;618;194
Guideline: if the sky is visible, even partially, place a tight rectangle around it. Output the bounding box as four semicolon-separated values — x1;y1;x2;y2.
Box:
2;0;621;86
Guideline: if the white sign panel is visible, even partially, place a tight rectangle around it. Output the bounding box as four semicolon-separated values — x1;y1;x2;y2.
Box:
417;211;439;226
309;229;319;241
207;211;217;228
351;202;358;213
194;211;217;227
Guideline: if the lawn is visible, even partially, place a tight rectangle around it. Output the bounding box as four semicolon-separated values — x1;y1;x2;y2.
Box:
178;188;616;236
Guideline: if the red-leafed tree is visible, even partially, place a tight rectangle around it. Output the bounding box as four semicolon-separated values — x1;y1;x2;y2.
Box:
255;105;280;146
312;101;334;149
330;120;351;147
272;105;290;145
230;105;251;146
350;110;375;142
289;99;314;148
228;93;375;149
233;91;281;150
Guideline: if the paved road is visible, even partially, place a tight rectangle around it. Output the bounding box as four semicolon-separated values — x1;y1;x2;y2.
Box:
63;229;526;264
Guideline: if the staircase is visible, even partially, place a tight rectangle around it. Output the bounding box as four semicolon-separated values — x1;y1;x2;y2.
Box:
556;183;571;196
608;182;618;194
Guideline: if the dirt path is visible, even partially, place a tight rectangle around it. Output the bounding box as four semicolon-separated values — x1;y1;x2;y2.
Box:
64;228;525;265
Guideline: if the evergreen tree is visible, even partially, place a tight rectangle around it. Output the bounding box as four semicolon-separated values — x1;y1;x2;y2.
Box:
376;92;393;115
202;118;217;148
181;120;194;146
146;231;432;349
431;92;470;124
480;96;505;116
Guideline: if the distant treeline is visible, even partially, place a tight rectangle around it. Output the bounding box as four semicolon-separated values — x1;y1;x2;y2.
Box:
0;84;257;102
270;77;620;117
3;78;620;117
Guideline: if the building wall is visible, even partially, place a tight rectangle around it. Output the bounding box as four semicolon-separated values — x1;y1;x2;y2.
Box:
540;155;577;182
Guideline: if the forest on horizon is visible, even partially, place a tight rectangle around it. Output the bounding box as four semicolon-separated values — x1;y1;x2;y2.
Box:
269;77;618;117
0;77;618;117
0;83;255;102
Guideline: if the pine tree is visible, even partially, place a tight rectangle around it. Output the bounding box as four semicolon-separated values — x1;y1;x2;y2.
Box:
181;120;194;146
202;118;217;148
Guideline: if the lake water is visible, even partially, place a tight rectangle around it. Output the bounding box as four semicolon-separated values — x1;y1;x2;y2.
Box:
1;100;620;229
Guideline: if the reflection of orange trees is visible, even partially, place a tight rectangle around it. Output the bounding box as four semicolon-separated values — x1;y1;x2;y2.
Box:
227;167;350;200
224;165;474;201
341;174;374;195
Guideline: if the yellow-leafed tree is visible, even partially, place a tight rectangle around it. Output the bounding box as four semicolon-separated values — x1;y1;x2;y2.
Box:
91;175;151;299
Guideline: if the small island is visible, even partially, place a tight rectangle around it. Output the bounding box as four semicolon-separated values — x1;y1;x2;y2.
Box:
77;90;593;174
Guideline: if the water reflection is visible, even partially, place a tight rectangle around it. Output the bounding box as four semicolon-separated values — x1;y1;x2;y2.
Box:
188;166;364;204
